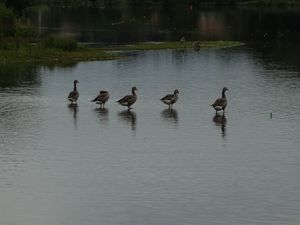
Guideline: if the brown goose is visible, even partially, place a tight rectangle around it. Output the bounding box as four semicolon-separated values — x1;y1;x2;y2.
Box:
91;90;109;108
67;80;79;104
211;87;228;114
161;89;179;109
117;87;137;110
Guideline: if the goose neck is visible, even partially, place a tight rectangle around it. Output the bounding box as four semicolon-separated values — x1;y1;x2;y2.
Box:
73;82;77;91
222;90;226;98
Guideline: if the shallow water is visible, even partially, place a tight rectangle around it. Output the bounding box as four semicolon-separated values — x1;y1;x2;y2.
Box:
1;46;300;225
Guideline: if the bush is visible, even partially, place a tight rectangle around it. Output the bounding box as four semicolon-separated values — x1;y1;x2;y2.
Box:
40;36;78;51
16;24;38;39
0;5;16;37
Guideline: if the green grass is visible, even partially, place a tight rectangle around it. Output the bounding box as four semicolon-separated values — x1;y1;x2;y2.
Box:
40;36;79;51
103;41;244;51
238;0;300;6
0;46;121;63
0;41;244;64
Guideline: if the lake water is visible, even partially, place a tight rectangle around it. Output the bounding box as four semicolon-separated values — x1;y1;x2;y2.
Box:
1;6;300;225
25;5;300;42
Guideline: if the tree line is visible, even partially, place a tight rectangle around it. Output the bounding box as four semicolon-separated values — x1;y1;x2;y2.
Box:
1;0;299;16
2;0;299;7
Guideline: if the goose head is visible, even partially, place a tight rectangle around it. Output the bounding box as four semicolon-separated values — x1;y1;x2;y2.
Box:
174;89;179;95
132;86;137;94
222;87;228;92
222;87;228;98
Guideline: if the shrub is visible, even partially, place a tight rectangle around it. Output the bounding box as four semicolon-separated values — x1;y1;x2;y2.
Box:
40;36;78;51
16;24;38;39
0;5;16;37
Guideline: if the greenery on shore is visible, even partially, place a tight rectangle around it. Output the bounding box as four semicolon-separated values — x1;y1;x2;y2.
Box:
0;45;120;64
1;0;300;14
0;3;245;64
0;2;244;64
0;41;244;64
110;41;244;51
238;0;300;6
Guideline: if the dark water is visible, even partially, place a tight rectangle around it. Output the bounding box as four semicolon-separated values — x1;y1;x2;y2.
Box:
1;6;300;225
26;6;300;43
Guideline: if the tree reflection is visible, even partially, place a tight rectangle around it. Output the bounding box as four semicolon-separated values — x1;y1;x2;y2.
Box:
0;63;40;88
0;62;78;88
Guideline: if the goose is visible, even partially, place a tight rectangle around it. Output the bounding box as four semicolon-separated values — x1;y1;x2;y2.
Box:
211;87;228;114
91;90;109;108
67;80;79;104
192;41;201;51
161;89;179;109
117;87;137;110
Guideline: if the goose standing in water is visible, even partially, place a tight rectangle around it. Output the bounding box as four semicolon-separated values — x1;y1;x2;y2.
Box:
161;89;179;109
67;80;79;104
91;90;109;108
117;87;137;110
211;87;228;114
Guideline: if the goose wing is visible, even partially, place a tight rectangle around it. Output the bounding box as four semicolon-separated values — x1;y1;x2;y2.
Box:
97;92;109;104
91;95;100;102
161;94;177;105
68;90;79;101
99;91;109;102
118;95;131;103
161;94;174;101
91;92;109;103
211;98;226;110
118;94;136;106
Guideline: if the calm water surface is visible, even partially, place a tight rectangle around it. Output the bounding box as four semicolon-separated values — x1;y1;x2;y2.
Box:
1;46;300;225
26;6;300;42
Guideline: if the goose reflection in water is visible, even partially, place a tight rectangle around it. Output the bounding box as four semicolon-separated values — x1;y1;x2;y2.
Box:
94;108;109;121
68;103;78;128
68;103;78;118
213;114;227;138
161;109;178;125
118;110;137;131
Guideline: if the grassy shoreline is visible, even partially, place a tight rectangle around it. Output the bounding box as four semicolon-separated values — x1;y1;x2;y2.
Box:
0;41;244;64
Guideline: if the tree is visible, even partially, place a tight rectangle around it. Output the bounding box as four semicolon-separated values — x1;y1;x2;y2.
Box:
0;4;16;36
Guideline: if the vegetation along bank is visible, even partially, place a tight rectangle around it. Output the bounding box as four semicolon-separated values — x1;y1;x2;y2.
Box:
0;3;245;64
